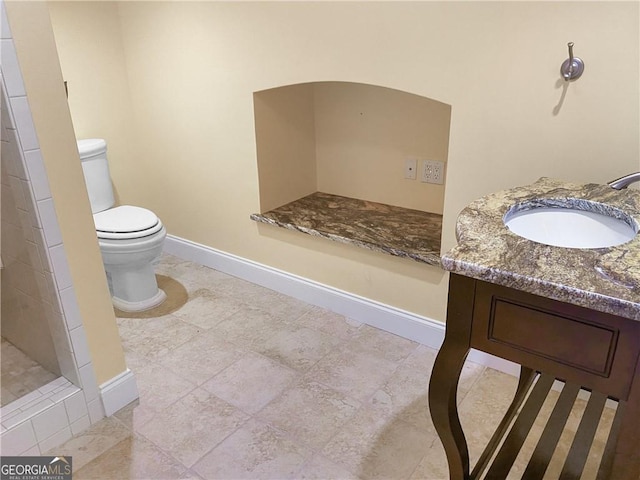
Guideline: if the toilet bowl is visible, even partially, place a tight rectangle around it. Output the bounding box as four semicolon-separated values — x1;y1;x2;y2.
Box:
78;139;166;312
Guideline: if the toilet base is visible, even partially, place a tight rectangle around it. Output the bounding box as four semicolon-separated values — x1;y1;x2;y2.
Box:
113;288;167;312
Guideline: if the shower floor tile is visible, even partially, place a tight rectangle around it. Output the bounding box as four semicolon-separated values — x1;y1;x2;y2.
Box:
1;337;58;407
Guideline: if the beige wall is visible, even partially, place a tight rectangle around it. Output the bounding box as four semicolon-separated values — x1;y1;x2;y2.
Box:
6;1;126;385
254;83;317;212
314;81;450;213
48;1;639;323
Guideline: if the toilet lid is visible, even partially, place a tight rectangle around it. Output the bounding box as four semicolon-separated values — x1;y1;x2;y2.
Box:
94;205;159;235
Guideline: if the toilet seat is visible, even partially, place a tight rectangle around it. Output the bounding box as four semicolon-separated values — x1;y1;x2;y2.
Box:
94;205;163;240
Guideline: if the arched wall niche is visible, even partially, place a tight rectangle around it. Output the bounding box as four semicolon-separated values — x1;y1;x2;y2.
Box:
253;81;452;214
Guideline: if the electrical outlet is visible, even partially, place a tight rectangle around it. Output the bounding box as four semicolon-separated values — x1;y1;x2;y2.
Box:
421;160;445;185
404;158;418;180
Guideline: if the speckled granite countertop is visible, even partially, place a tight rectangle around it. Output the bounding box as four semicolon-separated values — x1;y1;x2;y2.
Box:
442;177;640;321
251;192;443;265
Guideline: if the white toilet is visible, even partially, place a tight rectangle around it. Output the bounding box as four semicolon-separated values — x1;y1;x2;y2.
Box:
78;138;167;312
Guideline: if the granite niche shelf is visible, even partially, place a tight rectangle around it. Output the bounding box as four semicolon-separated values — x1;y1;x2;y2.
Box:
250;192;443;266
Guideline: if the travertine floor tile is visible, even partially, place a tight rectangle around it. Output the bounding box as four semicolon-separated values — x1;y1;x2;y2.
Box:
117;314;203;361
209;306;285;350
348;324;419;362
457;368;519;465
192;418;311;480
158;330;244;386
357;418;435;480
42;254;606;480
296;454;359;479
73;434;191;480
201;352;299;414
305;344;400;402
257;379;361;450
137;388;249;468
409;439;449;480
369;363;432;432
295;306;362;340
171;292;244;329
133;361;197;413
44;417;131;471
256;324;344;372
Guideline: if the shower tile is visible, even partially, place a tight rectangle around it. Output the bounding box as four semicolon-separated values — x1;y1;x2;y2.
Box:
37;426;72;455
37;375;70;395
3;395;53;425
9;96;38;151
48;244;72;290
70;415;90;436
32;402;67;443
0;39;25;97
1;388;42;413
49;385;80;404
1;1;11;39
8;174;26;210
23;149;50;200
0;419;37;455
1;127;20;173
87;397;105;425
37;198;62;247
59;287;82;330
78;363;99;403
69;326;91;368
56;347;80;387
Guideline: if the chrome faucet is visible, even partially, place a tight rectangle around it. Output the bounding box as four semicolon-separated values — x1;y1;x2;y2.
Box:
608;172;640;190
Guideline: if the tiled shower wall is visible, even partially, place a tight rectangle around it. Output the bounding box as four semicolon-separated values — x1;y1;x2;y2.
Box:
0;0;104;454
1;81;62;375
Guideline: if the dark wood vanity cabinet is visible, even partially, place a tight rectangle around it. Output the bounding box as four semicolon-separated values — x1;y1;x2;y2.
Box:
429;273;640;479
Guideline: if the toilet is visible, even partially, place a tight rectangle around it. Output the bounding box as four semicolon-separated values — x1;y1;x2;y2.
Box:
78;138;167;312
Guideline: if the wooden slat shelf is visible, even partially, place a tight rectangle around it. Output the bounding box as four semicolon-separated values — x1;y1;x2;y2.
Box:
473;371;620;479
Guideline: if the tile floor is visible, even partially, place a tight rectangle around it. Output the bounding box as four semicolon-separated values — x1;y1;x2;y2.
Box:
1;337;58;407
44;254;612;479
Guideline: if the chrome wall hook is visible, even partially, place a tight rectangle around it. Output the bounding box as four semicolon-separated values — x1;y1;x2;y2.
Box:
560;42;584;81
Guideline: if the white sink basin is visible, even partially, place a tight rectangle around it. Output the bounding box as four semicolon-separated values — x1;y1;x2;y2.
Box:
504;203;637;249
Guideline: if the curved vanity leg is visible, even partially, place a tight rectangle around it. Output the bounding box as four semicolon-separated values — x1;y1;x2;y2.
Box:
607;353;640;479
429;336;471;479
428;274;476;479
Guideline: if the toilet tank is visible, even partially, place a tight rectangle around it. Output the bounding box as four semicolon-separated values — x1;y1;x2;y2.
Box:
77;138;115;214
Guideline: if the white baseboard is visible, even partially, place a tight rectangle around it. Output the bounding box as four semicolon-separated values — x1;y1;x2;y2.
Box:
100;369;139;416
164;235;519;377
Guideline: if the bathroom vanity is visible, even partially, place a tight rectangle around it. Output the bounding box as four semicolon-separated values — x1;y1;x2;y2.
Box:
429;178;640;479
